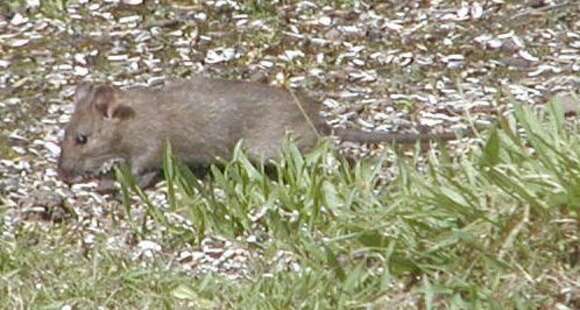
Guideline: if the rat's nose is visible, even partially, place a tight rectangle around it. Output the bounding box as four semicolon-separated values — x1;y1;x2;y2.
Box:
56;155;75;185
57;166;74;185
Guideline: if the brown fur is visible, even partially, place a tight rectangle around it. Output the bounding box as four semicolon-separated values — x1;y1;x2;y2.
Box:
58;76;464;189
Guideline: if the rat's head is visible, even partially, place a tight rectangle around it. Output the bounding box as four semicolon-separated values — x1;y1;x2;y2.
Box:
58;83;135;184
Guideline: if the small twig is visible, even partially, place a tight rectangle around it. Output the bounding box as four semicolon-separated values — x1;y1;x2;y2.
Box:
509;2;570;20
288;88;321;138
146;19;182;29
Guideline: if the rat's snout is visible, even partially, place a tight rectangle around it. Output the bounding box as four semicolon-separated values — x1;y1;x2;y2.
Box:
57;156;73;185
57;163;83;185
58;171;74;185
56;145;76;185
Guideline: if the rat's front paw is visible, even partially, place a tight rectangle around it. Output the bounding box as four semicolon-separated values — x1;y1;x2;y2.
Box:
96;179;118;194
135;171;161;189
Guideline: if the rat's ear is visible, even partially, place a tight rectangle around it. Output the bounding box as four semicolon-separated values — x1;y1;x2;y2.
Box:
93;85;135;120
73;82;94;104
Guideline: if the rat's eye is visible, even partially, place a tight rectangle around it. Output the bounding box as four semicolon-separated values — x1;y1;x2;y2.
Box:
75;134;88;145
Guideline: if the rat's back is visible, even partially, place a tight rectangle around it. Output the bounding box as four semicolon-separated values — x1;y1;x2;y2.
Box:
122;76;322;163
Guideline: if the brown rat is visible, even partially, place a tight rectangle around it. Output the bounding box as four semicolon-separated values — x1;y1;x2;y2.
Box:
57;76;465;190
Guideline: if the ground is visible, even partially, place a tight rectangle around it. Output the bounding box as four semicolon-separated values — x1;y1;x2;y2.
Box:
0;0;578;308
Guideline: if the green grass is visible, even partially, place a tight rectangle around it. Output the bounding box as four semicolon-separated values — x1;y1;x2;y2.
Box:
2;103;577;308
